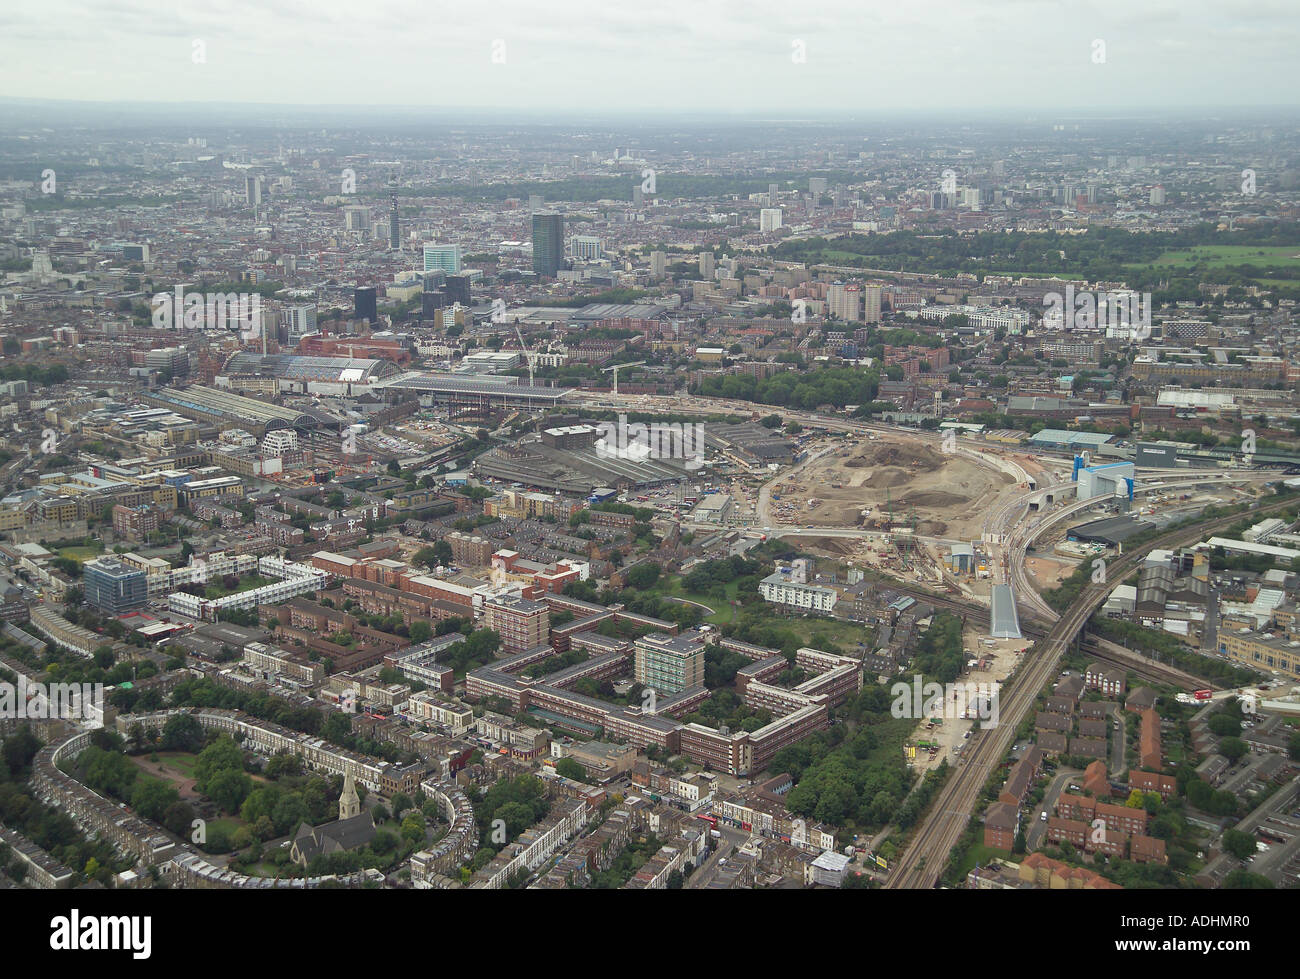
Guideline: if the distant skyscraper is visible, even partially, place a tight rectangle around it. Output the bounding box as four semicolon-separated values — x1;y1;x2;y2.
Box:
1149;184;1167;206
809;176;828;196
354;287;377;323
827;283;862;322
699;251;715;279
760;208;783;232
245;175;263;206
768;183;779;205
650;250;667;278
390;192;400;249
445;275;472;307
423;243;462;274
863;285;883;324
528;194;544;213
344;205;370;231
532;212;564;277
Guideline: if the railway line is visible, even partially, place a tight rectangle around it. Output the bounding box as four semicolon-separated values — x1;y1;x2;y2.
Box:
1075;637;1208;691
890;586;1207;688
884;493;1298;889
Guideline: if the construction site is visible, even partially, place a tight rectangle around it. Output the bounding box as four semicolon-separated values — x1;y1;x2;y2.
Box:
771;433;1015;540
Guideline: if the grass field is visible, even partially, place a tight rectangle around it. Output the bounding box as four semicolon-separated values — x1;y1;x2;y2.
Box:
146;751;199;778
654;576;741;624
1138;245;1300;271
58;546;102;563
784;617;875;652
951;843;1014;880
206;816;245;838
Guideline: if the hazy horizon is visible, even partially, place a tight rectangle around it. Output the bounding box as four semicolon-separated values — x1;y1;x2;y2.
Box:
2;0;1298;114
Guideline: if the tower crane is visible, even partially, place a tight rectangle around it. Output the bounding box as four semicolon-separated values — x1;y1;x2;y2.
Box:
512;323;539;386
601;360;646;395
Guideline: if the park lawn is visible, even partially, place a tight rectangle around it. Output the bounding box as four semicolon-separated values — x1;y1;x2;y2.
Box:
153;752;200;778
205;816;246;838
1136;245;1300;271
784;616;874;652
654;576;741;625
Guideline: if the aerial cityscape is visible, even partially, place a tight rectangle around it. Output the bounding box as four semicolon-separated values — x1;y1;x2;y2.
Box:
0;8;1297;931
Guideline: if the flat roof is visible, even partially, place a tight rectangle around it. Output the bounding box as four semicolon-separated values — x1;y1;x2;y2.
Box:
990;584;1022;639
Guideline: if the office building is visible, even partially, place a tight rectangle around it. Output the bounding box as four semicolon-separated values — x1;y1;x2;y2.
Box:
423;244;462;274
343;206;370;232
572;236;604;262
445;275;473;306
281;304;318;344
354;287;378;323
532;212;565;278
83;558;148;616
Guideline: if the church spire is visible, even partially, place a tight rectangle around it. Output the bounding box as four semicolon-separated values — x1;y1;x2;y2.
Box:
339;770;361;820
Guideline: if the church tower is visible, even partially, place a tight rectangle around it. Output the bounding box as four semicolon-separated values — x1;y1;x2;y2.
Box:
339;770;361;820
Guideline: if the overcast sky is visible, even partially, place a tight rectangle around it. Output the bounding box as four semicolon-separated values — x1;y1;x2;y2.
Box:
1;0;1298;114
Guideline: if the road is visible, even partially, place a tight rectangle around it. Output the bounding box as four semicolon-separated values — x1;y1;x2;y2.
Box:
1026;766;1083;850
687;823;748;889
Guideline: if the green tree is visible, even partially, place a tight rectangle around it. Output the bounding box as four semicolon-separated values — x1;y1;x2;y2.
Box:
1219;737;1247;762
207;769;253;814
130;777;180;823
555;758;587;782
1221;829;1257;861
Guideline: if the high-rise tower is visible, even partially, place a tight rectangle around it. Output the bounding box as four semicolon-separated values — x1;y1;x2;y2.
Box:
532;212;564;278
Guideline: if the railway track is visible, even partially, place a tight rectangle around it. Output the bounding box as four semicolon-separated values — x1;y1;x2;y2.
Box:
884;494;1298;889
1076;638;1210;692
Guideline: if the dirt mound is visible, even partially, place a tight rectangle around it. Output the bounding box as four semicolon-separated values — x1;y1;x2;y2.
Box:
901;490;970;508
861;468;913;488
801;536;858;556
845;442;945;472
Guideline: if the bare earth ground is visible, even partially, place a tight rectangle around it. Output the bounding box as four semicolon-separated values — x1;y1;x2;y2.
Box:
128;754;200;800
774;434;1015;540
905;625;1029;775
1024;555;1077;592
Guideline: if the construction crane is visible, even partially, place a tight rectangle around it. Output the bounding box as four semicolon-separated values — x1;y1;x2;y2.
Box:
601;360;646;395
512;323;540;386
